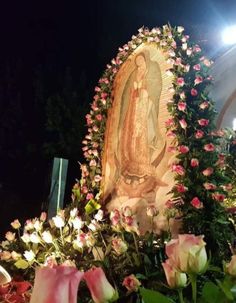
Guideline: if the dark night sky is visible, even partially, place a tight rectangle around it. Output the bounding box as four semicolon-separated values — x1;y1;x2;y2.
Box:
0;0;236;234
1;0;236;78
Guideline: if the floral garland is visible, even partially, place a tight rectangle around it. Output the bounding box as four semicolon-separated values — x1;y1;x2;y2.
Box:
78;24;234;259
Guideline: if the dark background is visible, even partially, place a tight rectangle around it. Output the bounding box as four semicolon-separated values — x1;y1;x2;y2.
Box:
0;0;236;236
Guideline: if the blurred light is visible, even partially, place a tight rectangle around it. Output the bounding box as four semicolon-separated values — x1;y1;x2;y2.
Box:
222;25;236;45
233;118;236;131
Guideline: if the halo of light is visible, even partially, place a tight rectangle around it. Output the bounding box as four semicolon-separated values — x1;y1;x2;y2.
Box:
222;25;236;45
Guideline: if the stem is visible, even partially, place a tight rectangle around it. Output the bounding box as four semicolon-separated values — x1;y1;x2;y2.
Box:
177;289;185;303
132;232;141;265
132;233;139;255
190;274;197;303
125;252;134;266
60;227;64;246
99;231;107;249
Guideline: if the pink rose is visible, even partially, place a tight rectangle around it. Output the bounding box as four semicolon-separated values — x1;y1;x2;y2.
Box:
199;101;209;109
30;266;84;303
5;231;15;242
204;143;215;152
223;183;233;191
172;164;185;176
212;192;225;202
176;77;185;86
84;267;117;303
122;275;141;292
177;101;186;111
193;45;201;53
203;183;217;190
94;175;102;182
186;48;193;56
96;114;103;121
194;76;203;85
191;88;198;96
203;59;212;67
191;197;203;209
179;145;189;153
122;215;139;234
10;219;21;229
110;209;121;226
198;119;209;126
179;119;187;129
40;212;47;222
162;259;187;289
193;64;201;71
195;130;204;139
175;184;188;193
95;86;101;92
191;158;199;167
112;238;128;255
226;255;236;276
202;167;214;176
146;205;158;217
86;193;94;200
165;234;207;273
89;159;97;167
86;114;93;126
179;92;186;100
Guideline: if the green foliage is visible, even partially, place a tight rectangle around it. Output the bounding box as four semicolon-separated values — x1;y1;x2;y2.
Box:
140;287;175;303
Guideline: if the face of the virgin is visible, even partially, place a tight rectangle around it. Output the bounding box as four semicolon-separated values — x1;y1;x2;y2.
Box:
135;55;146;68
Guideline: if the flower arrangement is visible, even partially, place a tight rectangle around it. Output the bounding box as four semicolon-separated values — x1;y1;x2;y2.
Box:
0;24;236;302
1;208;236;302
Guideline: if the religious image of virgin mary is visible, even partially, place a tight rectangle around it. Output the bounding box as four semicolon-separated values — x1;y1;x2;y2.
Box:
116;51;166;196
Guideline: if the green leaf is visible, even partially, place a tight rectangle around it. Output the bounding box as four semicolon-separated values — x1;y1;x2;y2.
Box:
140;287;174;303
201;282;221;303
85;199;101;214
216;279;234;301
14;259;29;269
